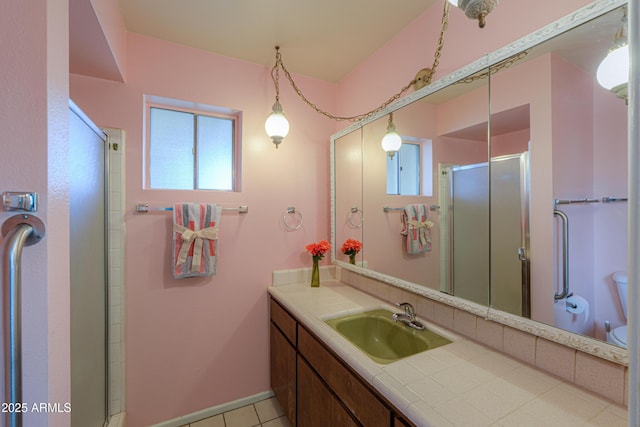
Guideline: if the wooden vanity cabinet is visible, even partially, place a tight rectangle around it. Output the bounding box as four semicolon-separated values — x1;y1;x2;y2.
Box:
270;299;297;425
297;355;359;427
297;326;391;427
269;296;416;427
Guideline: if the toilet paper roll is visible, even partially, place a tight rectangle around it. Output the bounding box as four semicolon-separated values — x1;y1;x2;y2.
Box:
566;295;589;325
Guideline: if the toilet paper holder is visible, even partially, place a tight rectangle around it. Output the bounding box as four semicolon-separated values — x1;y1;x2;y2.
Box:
566;293;578;310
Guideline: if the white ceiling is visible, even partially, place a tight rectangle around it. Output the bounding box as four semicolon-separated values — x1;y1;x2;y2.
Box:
117;0;437;82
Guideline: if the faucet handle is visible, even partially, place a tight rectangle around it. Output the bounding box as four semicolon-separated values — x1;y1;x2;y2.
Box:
396;302;415;319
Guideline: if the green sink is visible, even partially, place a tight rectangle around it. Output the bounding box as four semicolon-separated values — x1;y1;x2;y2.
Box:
325;309;451;364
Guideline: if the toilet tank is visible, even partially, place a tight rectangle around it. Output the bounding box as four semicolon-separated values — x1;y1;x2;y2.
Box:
613;271;628;319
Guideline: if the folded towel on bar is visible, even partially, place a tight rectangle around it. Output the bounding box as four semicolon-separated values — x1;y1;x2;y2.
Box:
172;203;221;279
400;204;434;254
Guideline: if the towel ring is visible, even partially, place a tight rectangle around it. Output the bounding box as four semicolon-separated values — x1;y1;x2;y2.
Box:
347;207;363;228
283;207;303;231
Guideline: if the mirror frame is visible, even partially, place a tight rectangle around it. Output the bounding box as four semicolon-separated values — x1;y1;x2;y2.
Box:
330;0;628;365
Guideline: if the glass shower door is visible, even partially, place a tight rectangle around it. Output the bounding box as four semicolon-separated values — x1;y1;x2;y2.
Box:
69;101;109;427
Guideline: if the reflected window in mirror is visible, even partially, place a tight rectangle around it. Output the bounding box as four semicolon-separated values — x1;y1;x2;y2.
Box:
386;138;433;196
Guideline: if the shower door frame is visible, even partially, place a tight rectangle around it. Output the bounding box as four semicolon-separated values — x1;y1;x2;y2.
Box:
440;152;531;317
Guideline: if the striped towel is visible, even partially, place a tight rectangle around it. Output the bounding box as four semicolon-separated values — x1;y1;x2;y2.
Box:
400;204;433;254
172;203;221;279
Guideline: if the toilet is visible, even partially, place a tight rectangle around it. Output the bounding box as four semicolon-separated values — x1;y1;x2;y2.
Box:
607;271;628;348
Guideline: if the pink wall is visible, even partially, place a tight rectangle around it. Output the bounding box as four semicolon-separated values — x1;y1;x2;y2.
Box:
550;55;596;335
336;0;592;127
592;82;628;339
492;129;530;157
71;32;337;426
90;0;127;78
2;1;71;426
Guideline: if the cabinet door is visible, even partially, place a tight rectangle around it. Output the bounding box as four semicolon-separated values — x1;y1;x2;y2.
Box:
270;323;296;426
298;327;390;427
297;356;359;427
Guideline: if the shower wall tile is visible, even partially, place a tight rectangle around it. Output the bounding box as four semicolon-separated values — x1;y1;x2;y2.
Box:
105;127;126;416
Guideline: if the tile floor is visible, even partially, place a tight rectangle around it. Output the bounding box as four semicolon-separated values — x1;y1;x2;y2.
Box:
180;397;291;427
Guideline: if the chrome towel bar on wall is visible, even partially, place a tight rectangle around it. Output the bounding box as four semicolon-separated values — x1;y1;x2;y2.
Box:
135;203;248;214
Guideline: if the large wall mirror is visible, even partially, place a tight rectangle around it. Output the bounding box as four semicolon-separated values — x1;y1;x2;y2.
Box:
331;0;629;361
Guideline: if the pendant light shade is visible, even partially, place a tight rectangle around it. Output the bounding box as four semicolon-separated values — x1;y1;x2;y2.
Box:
596;43;629;100
381;114;402;158
265;100;290;147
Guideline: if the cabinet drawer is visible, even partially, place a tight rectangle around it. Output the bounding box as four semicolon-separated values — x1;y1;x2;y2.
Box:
270;298;297;345
298;326;390;427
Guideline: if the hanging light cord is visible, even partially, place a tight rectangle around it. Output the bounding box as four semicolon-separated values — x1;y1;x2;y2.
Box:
271;0;451;123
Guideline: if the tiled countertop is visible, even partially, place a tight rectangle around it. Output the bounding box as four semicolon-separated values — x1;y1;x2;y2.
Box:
268;280;627;427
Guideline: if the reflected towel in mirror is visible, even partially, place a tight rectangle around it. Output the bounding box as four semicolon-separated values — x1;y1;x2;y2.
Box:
401;204;433;254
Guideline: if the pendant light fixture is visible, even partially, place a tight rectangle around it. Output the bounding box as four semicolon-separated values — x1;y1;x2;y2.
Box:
381;113;402;159
264;0;492;149
265;46;290;147
447;0;498;28
596;8;628;102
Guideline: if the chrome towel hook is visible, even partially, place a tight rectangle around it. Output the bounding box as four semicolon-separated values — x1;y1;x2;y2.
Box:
347;207;363;228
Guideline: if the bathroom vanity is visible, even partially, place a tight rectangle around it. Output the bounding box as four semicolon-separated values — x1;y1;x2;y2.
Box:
269;280;627;426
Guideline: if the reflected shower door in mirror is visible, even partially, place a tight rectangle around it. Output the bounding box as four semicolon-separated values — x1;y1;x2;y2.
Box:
335;128;364;266
488;5;629;346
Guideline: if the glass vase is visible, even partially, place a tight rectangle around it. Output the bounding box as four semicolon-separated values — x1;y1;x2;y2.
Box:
349;253;356;265
311;257;320;287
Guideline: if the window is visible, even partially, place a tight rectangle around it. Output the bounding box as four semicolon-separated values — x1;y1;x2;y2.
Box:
146;99;240;191
386;138;433;196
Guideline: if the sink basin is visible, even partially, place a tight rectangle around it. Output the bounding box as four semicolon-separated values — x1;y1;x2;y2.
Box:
325;309;451;364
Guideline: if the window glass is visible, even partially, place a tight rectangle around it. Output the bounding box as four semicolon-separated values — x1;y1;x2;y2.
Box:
197;115;234;190
148;104;238;191
386;142;421;196
399;143;420;195
150;108;194;190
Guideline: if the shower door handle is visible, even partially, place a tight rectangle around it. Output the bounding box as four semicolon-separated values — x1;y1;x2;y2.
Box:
518;247;531;318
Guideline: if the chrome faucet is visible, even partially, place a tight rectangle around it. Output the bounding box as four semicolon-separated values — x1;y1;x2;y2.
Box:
392;302;425;330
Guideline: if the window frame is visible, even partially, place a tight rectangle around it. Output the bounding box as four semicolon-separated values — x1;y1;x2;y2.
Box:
144;95;242;191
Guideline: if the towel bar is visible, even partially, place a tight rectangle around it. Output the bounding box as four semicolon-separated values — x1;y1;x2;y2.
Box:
553;196;627;206
135;203;248;214
383;205;440;213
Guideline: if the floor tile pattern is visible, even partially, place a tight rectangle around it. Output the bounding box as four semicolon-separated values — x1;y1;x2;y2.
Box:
181;397;290;427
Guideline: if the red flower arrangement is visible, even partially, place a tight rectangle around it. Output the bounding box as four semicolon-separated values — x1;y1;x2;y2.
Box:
306;240;331;287
341;238;362;256
305;240;331;260
341;238;362;265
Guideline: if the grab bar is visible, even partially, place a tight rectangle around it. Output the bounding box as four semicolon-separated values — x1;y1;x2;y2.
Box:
553;209;569;300
1;214;46;427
